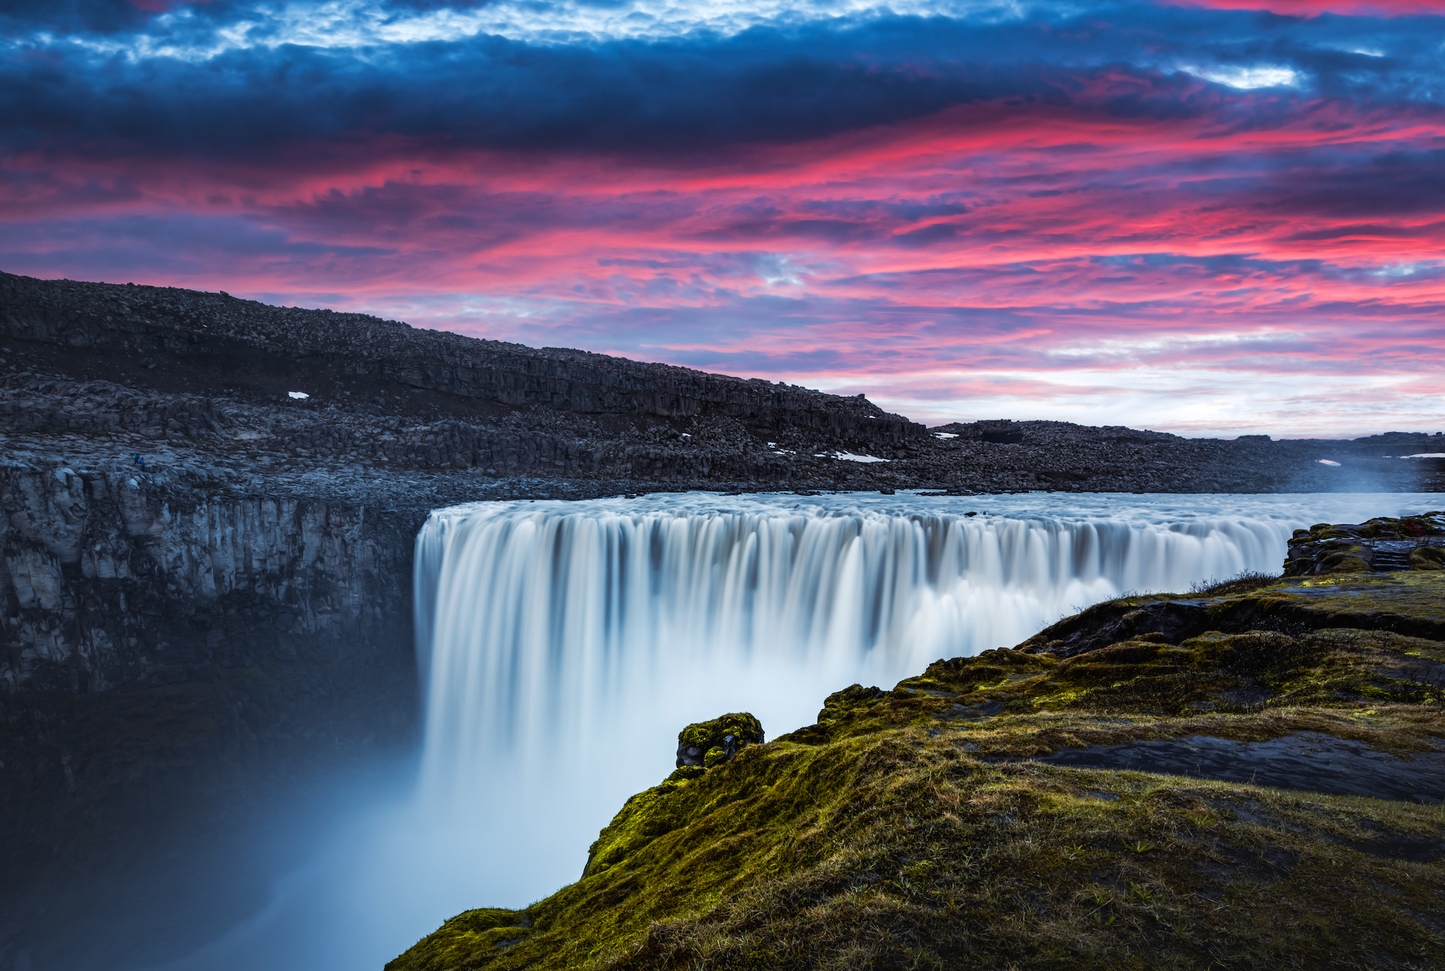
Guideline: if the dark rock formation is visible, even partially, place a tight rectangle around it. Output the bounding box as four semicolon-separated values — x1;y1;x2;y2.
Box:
673;712;765;770
926;420;1445;494
1284;512;1445;576
3;271;1443;494
0;462;423;970
0;269;922;452
1037;732;1445;803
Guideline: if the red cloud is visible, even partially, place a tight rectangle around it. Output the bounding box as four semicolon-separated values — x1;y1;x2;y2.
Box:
5;81;1444;435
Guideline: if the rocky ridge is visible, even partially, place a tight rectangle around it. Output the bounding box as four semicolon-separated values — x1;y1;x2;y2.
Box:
1284;511;1445;576
4;270;1444;495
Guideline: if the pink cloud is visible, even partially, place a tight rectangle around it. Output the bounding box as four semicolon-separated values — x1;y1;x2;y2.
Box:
6;83;1445;435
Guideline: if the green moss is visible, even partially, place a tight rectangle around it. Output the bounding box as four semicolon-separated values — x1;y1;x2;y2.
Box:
387;908;532;968
1318;551;1371;574
1411;547;1445;571
389;724;1445;971
1289;512;1445;577
676;712;765;768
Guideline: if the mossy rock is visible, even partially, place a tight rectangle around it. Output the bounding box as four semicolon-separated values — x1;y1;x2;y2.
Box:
817;683;885;723
1411;547;1445;571
675;711;764;769
582;713;764;879
1318;551;1371;574
1288;511;1445;576
385;908;531;969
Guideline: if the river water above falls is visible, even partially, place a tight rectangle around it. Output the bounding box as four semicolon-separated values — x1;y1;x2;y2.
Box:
152;492;1439;971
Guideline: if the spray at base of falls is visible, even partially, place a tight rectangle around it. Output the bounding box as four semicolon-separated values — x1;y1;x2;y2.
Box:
413;492;1415;817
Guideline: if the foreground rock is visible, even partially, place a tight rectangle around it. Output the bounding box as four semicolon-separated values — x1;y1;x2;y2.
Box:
389;519;1445;971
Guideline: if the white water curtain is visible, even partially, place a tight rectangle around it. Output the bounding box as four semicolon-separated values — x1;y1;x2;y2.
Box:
412;492;1317;810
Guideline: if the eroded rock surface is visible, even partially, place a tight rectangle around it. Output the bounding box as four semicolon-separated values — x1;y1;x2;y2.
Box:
1038;732;1445;805
1284;512;1445;576
673;712;765;771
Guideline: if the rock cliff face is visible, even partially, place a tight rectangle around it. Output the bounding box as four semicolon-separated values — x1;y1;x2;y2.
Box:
2;464;409;690
0;463;420;969
4;271;1443;494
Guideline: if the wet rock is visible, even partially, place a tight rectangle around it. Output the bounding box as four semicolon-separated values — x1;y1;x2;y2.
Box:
1038;732;1445;804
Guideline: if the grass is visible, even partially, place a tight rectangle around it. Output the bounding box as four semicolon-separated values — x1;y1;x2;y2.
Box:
387;570;1445;971
1187;570;1282;597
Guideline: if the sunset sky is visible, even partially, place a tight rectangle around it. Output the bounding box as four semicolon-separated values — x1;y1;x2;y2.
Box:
4;0;1444;436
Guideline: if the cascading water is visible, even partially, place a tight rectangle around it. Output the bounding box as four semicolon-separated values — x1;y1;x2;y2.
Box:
151;491;1439;971
415;492;1309;816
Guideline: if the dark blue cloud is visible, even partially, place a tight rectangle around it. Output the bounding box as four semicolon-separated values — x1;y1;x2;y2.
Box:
1;0;157;34
2;1;1443;166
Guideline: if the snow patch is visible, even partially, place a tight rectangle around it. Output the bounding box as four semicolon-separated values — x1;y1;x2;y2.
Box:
816;450;890;464
933;432;958;439
288;391;310;400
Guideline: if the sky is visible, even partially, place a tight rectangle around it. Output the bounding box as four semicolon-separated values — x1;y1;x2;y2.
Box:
3;0;1444;437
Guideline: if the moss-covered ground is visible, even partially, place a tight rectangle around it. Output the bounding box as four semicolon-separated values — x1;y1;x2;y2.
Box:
388;569;1445;971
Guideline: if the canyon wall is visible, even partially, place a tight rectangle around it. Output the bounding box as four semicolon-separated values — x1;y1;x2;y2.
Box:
0;462;421;950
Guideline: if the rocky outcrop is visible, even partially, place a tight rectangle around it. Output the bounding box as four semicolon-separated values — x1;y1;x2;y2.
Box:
673;712;765;770
1284;512;1445;576
928;420;1445;493
0;374;803;485
1;464;410;690
5;271;1443;494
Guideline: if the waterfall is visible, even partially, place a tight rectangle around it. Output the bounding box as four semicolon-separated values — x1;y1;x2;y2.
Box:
140;491;1436;971
413;491;1322;812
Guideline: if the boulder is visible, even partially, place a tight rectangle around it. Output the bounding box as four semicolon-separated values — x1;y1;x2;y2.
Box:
674;712;765;770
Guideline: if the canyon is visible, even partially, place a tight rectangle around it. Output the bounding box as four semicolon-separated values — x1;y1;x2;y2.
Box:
2;270;1443;970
